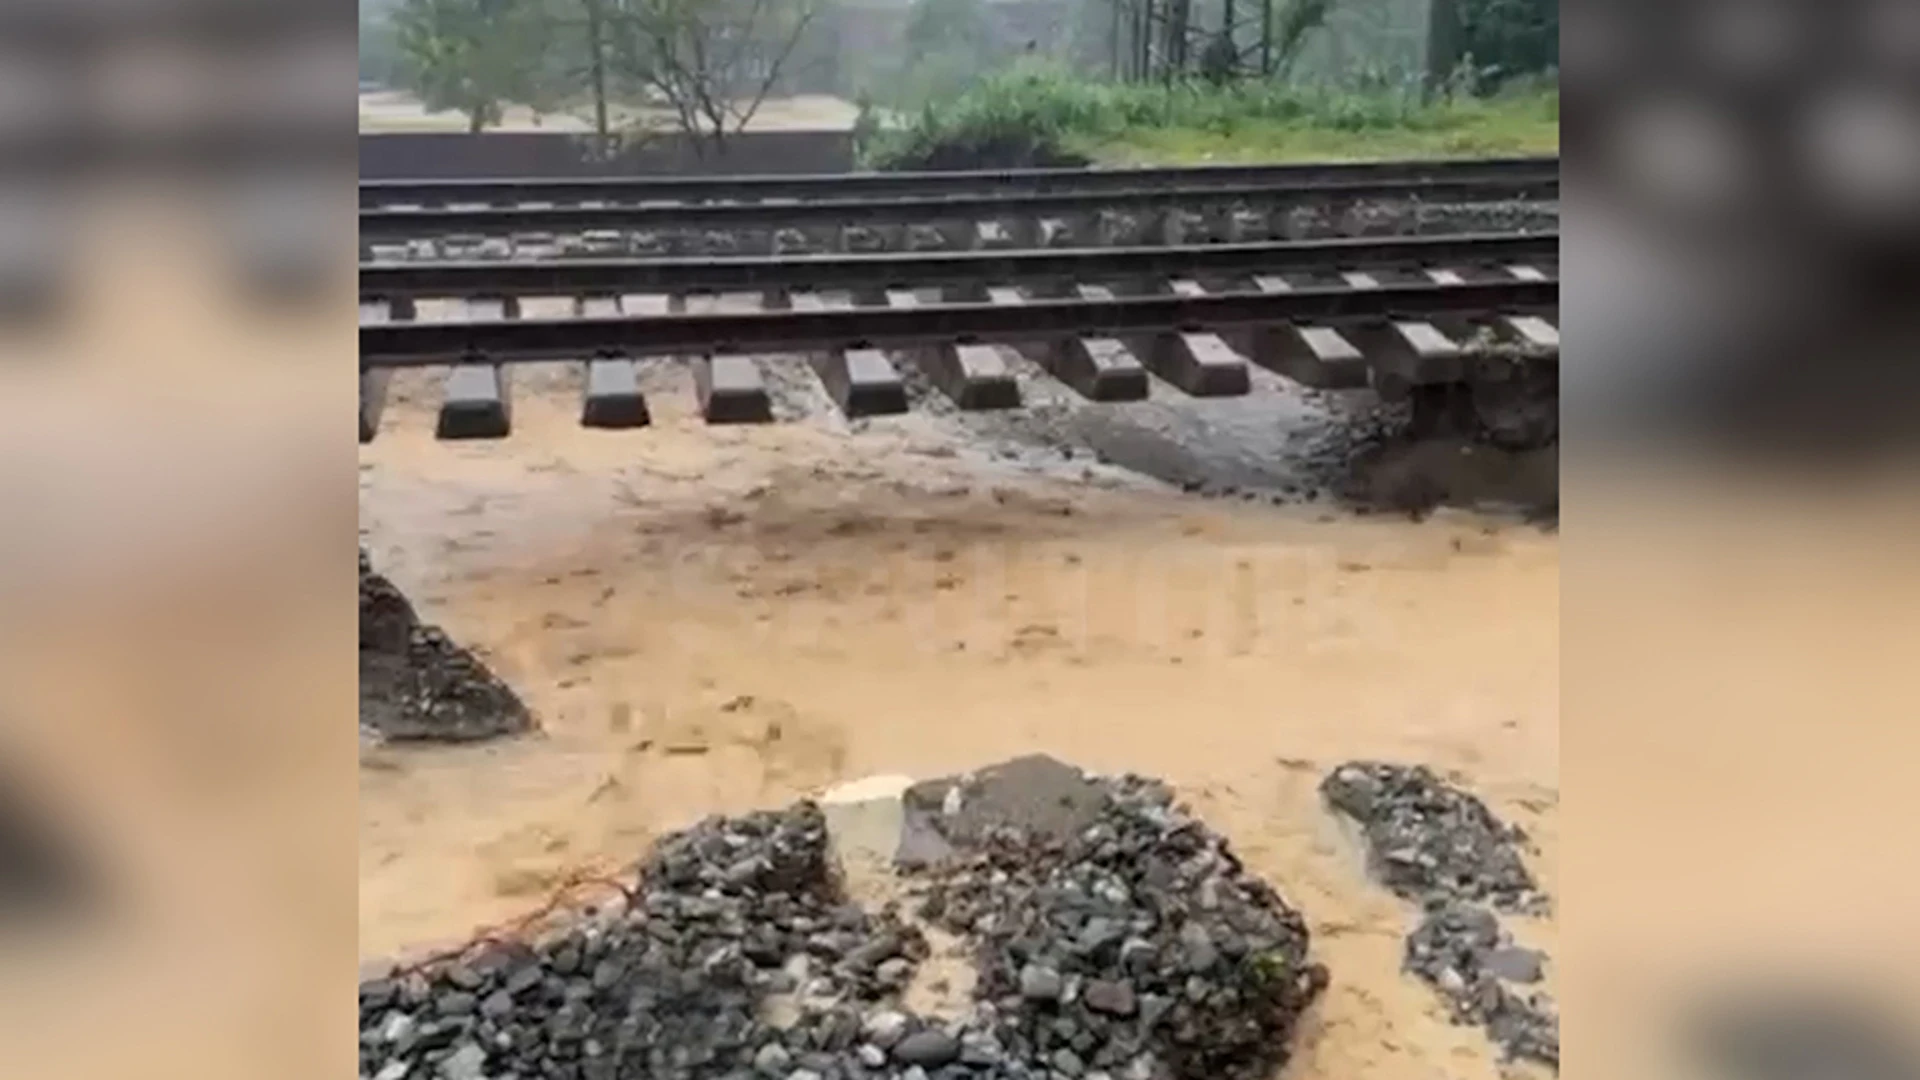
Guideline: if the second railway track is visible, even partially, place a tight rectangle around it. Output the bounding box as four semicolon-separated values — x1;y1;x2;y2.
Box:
360;155;1559;210
360;174;1558;241
359;233;1558;298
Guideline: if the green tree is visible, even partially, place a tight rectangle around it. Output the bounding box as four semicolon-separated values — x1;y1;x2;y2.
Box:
392;0;557;132
886;0;994;106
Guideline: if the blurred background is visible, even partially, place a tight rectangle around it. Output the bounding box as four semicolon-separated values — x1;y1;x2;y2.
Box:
2;0;1918;1077
1563;3;1920;1079
0;2;356;1080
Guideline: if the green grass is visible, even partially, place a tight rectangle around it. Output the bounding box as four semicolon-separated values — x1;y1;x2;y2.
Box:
871;64;1559;170
1088;90;1560;165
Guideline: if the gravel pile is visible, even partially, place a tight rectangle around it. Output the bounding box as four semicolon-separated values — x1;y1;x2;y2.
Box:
1321;762;1557;1070
358;761;1326;1080
1320;761;1544;914
911;770;1327;1080
1405;902;1558;1069
360;549;533;743
359;803;922;1080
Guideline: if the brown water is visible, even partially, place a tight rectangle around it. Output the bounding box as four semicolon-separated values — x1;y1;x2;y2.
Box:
358;364;1559;1080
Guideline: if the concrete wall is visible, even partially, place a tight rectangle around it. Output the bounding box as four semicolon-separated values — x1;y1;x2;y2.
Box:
359;129;856;180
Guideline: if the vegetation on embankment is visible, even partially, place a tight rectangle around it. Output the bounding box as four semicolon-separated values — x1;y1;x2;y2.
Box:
867;66;1559;171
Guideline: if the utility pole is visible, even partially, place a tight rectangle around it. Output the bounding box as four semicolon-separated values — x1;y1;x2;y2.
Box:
1425;0;1461;98
1260;0;1273;76
1137;0;1153;81
1166;0;1189;80
1223;0;1238;79
586;0;610;146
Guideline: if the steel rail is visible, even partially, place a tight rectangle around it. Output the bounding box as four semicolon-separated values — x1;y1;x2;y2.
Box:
359;176;1560;238
361;277;1558;368
360;155;1560;209
359;232;1559;298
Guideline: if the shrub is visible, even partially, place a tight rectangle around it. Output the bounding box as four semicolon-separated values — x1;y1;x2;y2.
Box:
869;63;1557;170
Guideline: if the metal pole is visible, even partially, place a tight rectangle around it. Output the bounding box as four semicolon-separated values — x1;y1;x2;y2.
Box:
587;0;610;146
1426;0;1461;98
1260;0;1273;76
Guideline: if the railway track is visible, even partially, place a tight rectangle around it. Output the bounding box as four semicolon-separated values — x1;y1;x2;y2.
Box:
358;159;1560;444
359;155;1559;210
360;175;1557;242
359;233;1558;298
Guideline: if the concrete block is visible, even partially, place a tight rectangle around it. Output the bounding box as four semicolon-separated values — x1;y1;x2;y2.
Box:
582;359;648;428
1157;208;1203;246
1149;331;1252;397
819;775;914;880
432;296;515;439
904;224;948;252
973;220;1014;250
928;341;1022;410
624;293;671;317
1225;209;1267;243
1503;314;1560;352
441;232;485;257
574;295;650;429
1048;335;1150;401
574;293;618;320
772;228;814;256
1248;273;1366;388
840;225;889;253
1150;280;1250;396
463;295;520;320
815;347;911;417
790;290;907;417
1254;324;1370;389
359;369;389;443
1350;320;1466;398
581;229;625;254
1038;217;1080;248
694;354;772;423
1094;210;1134;247
436;364;511;439
891;282;1019;407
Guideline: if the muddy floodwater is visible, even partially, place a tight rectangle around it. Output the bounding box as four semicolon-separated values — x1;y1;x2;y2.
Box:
359;359;1558;1080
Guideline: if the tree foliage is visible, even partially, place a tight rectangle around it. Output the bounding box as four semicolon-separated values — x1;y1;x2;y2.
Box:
605;0;820;156
1456;0;1557;86
391;0;558;131
361;5;405;85
879;0;996;106
1099;0;1340;85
